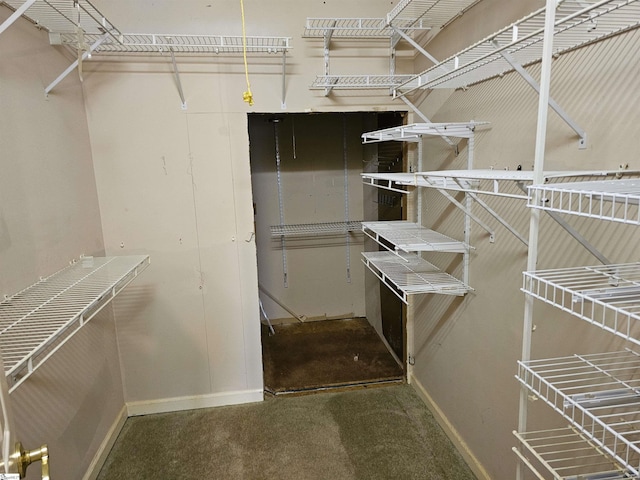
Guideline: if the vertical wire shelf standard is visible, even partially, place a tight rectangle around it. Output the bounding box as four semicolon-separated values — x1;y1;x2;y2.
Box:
0;255;149;392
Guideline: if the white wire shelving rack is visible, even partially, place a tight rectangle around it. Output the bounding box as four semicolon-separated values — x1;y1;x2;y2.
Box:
305;0;480;95
361;251;472;304
528;179;640;226
512;427;639;479
516;350;640;477
523;263;640;346
51;32;292;55
270;220;363;237
362;221;468;254
395;0;640;97
361;122;482;143
0;0;292;106
0;255;149;392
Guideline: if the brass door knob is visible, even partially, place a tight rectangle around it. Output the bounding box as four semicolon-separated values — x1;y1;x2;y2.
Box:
14;442;49;480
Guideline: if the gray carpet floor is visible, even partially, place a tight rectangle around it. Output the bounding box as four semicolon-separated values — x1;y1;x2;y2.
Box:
98;385;476;480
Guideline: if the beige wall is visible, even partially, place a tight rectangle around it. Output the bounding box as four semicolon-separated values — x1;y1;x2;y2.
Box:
4;0;638;479
0;8;122;480
83;0;404;411
412;5;640;478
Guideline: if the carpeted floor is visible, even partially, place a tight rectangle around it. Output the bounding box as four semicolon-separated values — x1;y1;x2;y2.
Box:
262;318;404;395
97;385;477;480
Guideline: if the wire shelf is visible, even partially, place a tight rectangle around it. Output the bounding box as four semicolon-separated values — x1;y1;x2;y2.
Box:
361;122;486;142
303;17;429;38
53;32;292;54
386;0;482;29
310;75;415;90
528;179;640;226
2;0;120;35
513;427;639;479
0;255;149;392
362;221;468;253
516;349;640;476
522;263;640;346
270;221;363;237
395;0;640;96
362;251;471;304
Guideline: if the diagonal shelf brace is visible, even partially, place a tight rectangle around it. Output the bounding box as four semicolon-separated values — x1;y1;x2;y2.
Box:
437;188;495;243
494;40;587;149
391;26;440;65
398;96;457;149
169;48;187;110
0;0;37;36
456;179;528;246
515;183;609;264
45;33;108;95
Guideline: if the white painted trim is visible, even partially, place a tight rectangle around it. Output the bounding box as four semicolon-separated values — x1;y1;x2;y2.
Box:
126;389;264;416
82;405;128;480
409;373;492;480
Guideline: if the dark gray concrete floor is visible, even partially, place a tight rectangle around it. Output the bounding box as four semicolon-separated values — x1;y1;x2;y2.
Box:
262;318;404;395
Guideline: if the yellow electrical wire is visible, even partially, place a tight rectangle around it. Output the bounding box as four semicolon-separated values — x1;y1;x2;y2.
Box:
240;0;254;106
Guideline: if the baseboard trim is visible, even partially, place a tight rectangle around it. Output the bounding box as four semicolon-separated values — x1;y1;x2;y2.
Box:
126;389;264;416
409;373;492;480
82;404;128;480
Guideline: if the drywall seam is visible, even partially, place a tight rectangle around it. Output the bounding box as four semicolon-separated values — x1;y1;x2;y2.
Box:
126;389;264;416
410;373;492;480
82;404;128;480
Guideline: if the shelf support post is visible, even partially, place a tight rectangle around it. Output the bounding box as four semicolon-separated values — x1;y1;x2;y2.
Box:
281;49;287;109
0;0;37;36
45;34;108;95
518;2;557;478
391;26;439;65
494;40;587;149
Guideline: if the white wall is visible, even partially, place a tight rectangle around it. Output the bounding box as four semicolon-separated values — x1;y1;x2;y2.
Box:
0;8;123;480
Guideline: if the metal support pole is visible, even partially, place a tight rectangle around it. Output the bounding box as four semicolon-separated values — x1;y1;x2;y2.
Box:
416;138;423;224
0;0;37;36
45;34;107;95
463;135;474;286
281;50;287;109
517;2;557;478
169;48;187;110
343;115;352;283
495;42;587;149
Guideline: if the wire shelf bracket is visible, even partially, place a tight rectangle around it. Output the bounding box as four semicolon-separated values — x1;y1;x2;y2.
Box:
0;255;150;392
